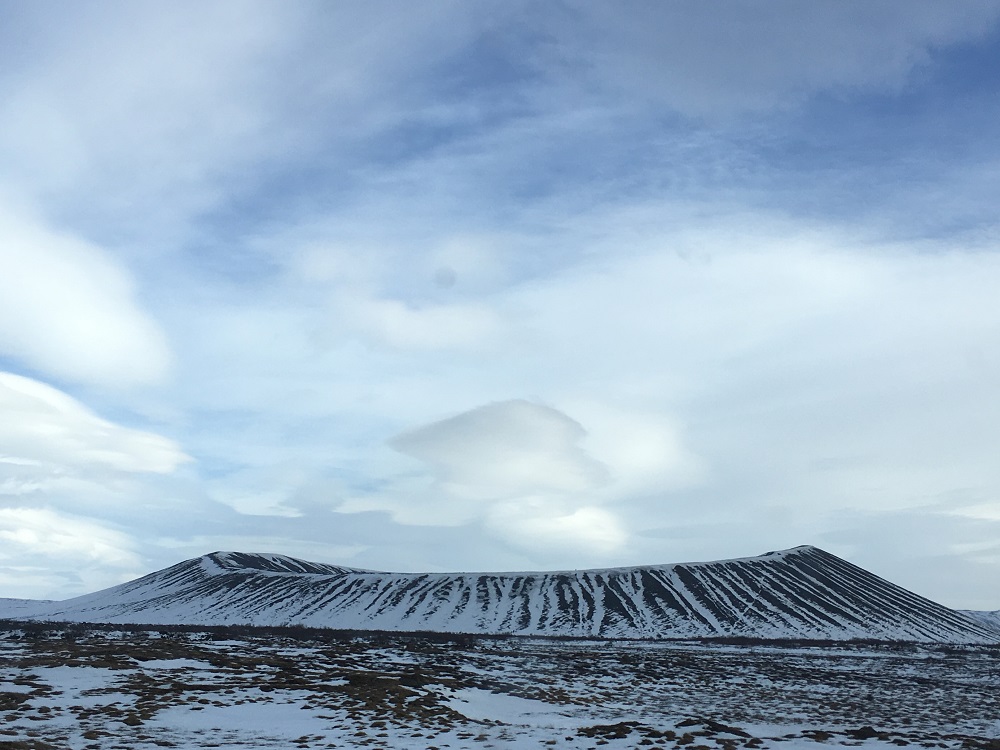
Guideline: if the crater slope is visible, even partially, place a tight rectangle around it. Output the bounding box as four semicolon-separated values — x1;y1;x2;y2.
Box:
6;546;997;643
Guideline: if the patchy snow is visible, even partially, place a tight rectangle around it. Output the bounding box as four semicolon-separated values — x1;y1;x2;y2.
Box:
446;686;599;728
147;692;330;734
30;664;128;697
0;681;33;693
0;625;997;749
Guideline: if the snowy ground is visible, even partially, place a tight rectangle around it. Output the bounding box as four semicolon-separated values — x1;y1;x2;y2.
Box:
0;625;998;749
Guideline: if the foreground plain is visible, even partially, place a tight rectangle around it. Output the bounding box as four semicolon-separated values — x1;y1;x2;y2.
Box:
0;625;998;750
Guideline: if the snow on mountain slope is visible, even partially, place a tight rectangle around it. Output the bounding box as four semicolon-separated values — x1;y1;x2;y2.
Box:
0;597;53;617
7;546;998;643
960;609;1000;631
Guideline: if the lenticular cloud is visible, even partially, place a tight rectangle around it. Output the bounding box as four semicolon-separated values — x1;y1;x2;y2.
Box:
0;372;188;475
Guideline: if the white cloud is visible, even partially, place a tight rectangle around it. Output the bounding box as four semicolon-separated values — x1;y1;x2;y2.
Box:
0;2;497;243
947;503;1000;523
377;399;703;537
0;372;191;505
0;203;171;386
486;501;627;558
0;2;290;211
391;400;609;500
502;212;1000;517
0;372;188;477
335;476;473;528
569;403;704;497
209;489;303;518
336;400;646;560
0;507;137;566
425;234;516;294
1;2;998;605
349;297;502;351
205;464;305;518
290;241;389;288
0;506;142;598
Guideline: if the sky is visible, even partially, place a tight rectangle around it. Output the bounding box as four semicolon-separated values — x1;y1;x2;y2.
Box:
2;1;1000;610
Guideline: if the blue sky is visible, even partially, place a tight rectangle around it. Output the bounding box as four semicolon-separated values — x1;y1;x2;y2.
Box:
2;1;1000;610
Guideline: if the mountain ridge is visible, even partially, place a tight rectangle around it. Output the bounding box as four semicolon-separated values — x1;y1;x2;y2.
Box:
202;544;807;577
3;546;997;643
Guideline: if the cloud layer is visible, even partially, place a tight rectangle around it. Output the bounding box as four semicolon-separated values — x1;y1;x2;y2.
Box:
1;3;999;608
